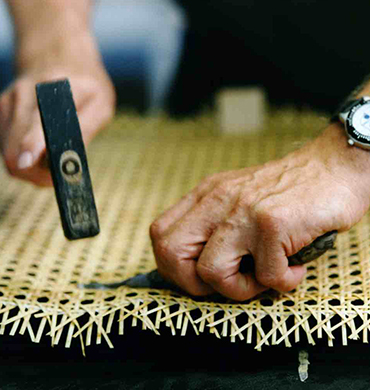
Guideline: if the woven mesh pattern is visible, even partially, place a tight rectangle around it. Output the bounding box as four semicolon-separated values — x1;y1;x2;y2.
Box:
0;110;368;352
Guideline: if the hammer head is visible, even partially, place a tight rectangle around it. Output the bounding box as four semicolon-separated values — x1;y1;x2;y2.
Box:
36;79;100;240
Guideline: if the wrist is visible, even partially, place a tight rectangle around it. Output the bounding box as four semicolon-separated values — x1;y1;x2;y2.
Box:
314;123;370;202
16;29;100;75
9;0;97;74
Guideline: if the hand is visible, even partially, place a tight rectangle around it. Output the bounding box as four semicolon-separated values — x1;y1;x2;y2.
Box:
150;124;370;301
0;31;115;186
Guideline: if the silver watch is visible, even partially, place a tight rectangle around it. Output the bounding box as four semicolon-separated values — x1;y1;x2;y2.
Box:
336;96;370;149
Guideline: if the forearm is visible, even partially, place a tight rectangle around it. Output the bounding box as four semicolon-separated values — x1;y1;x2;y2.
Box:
317;123;370;191
314;78;370;207
5;0;98;72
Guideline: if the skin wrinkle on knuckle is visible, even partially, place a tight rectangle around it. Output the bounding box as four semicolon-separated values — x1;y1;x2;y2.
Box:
155;234;195;262
210;185;229;204
219;219;241;239
197;262;222;286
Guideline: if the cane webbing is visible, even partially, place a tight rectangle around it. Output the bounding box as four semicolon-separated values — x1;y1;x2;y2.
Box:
0;110;368;352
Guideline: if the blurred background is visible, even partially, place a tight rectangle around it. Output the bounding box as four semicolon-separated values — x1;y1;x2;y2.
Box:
0;0;186;114
1;0;370;118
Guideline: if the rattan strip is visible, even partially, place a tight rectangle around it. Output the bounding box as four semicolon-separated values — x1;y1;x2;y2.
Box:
0;110;368;352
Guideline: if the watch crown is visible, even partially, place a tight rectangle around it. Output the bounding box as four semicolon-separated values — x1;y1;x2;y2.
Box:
348;139;355;146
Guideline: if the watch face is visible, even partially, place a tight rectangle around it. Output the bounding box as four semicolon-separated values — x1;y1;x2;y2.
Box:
347;100;370;146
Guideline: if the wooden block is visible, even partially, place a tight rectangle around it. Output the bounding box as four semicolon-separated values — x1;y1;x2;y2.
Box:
216;87;266;134
36;79;100;240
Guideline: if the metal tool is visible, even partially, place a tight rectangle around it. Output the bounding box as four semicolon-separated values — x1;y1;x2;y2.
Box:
36;79;100;240
82;231;337;291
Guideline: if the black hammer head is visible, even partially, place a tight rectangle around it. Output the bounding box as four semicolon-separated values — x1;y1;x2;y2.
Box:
36;79;100;240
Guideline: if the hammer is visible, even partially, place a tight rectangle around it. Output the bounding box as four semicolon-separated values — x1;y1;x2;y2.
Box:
36;79;99;240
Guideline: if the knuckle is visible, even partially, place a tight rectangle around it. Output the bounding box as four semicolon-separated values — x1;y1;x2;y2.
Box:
149;220;162;240
154;237;175;261
212;182;230;198
254;204;285;233
237;190;256;208
198;173;219;191
204;182;234;208
257;271;281;288
197;262;222;285
216;220;240;241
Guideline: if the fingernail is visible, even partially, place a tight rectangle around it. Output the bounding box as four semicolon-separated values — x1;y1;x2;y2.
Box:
17;151;33;170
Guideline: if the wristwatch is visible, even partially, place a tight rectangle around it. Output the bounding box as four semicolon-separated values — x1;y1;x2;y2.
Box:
332;96;370;149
